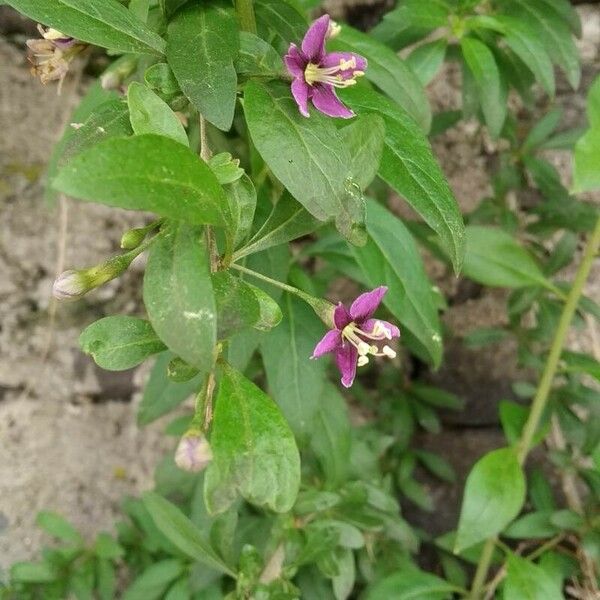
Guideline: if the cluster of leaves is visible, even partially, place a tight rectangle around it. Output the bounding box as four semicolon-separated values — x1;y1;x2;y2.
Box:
2;0;600;598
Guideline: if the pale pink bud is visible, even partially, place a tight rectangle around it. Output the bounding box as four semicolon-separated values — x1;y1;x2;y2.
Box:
52;270;88;301
175;433;213;473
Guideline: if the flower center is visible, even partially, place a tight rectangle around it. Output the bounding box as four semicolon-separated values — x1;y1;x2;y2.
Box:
341;321;396;367
304;58;365;88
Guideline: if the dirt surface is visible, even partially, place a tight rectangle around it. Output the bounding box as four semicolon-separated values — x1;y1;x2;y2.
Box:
1;4;600;570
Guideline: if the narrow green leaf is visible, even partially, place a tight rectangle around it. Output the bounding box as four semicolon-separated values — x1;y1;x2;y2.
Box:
343;86;465;273
6;0;165;55
53;135;229;226
244;80;366;245
167;3;238;131
463;226;550;289
127;82;188;146
331;26;431;132
505;553;563;600
406;39;447;86
143;224;216;372
204;363;301;514
261;294;326;439
498;18;555;97
455;447;526;552
142;492;234;575
353;199;443;367
574;77;600;193
367;568;456;600
123;560;183;600
36;512;82;545
460;36;506;138
79;316;166;371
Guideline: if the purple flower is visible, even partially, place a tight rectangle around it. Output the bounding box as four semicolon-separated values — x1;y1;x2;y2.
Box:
175;432;213;473
284;14;367;119
312;286;400;388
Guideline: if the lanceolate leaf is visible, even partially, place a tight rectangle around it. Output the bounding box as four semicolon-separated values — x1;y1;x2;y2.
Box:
167;3;239;131
353;199;442;367
79;316;166;371
204;363;301;514
6;0;165;56
143;224;216;374
343;86;465;273
254;0;307;45
331;26;431;132
53;135;230;226
244;80;366;245
504;553;563;600
455;447;526;552
463;226;551;289
261;295;326;440
367;569;457;600
574;77;600;193
460;36;506;138
142;492;234;576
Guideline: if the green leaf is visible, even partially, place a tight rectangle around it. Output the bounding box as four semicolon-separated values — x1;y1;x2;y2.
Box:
574;77;600;193
212;271;260;339
142;492;234;575
10;562;57;583
127;82;188;146
460;36;506;138
94;533;125;559
455;447;526;552
406;39;447;86
204;363;301;514
331;26;431;132
254;0;307;44
261;294;326;439
367;568;456;600
235;193;320;260
343;86;465;273
138;352;202;425
53;135;229;226
244;80;366;245
523;109;563;153
499;0;580;89
226;174;257;250
416;450;456;483
332;548;355;600
96;559;116;600
167;2;238;131
310;383;352;488
500;400;548;447
463;226;550;289
6;0;165;56
340;114;385;191
36;512;82;545
236;32;284;77
504;511;558;539
504;553;563;600
123;560;184;600
497;18;555;97
353;199;442;367
79;316;166;371
144;224;216;372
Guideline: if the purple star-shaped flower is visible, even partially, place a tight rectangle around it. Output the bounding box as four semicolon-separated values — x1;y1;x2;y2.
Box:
311;286;400;388
284;14;367;119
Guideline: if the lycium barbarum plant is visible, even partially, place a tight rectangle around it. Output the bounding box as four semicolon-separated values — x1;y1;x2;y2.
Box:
4;0;600;598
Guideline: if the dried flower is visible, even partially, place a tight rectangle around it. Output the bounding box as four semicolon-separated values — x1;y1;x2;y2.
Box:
284;14;367;118
311;286;400;388
26;25;86;93
174;432;213;473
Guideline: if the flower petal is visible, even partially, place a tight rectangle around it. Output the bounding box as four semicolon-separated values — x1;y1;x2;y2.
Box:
321;51;368;79
311;84;354;119
312;328;342;358
362;318;400;339
291;78;310;117
284;43;306;78
301;14;330;61
333;302;351;329
336;343;358;388
350;286;388;322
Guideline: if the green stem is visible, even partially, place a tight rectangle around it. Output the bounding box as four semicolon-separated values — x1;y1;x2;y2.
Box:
231;263;335;327
234;0;257;33
468;216;600;599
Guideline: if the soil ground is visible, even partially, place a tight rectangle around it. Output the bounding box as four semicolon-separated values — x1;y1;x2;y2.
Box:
1;4;599;571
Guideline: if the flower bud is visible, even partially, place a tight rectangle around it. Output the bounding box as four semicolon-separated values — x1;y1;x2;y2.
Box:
120;227;148;250
175;432;213;473
52;269;88;301
100;55;138;91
